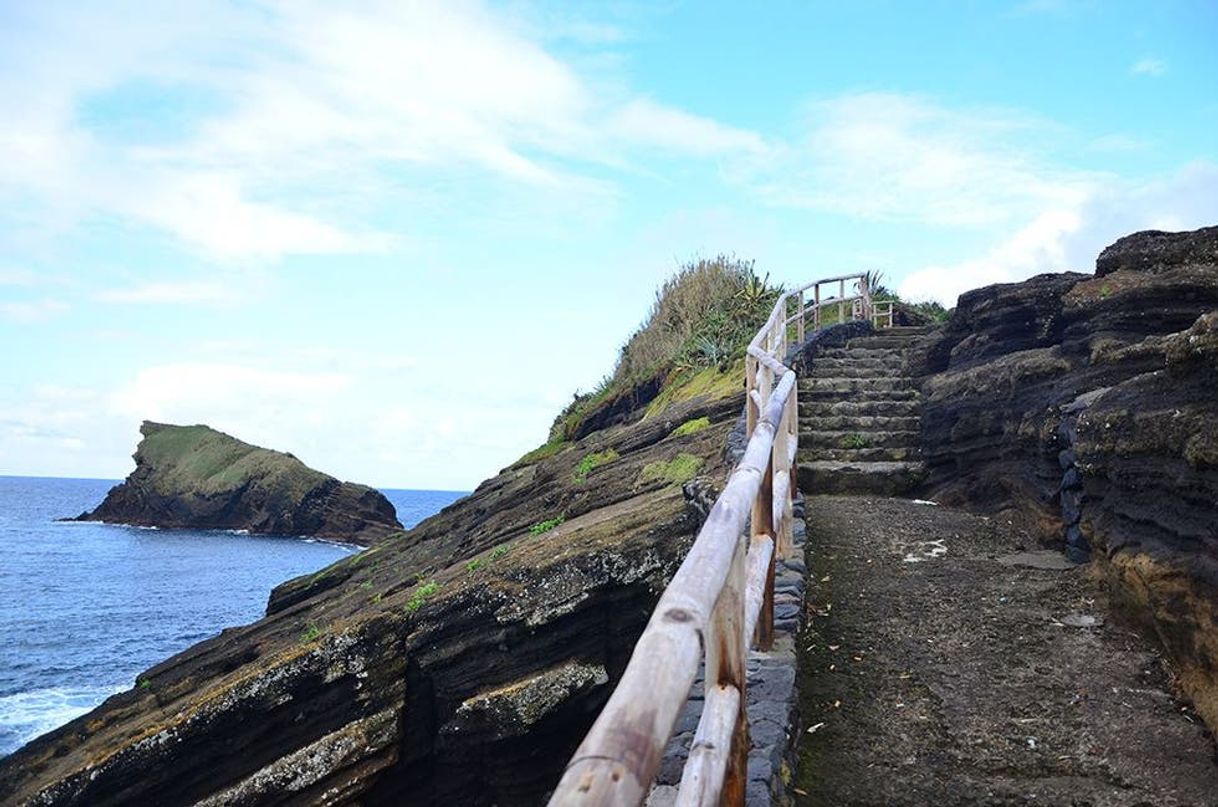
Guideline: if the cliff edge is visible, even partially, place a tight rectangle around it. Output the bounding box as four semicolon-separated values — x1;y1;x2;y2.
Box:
74;421;402;545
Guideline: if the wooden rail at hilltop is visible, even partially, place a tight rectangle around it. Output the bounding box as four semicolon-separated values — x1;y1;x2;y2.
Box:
549;274;890;806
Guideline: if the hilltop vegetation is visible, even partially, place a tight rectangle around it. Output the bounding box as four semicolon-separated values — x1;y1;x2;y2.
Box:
544;256;781;447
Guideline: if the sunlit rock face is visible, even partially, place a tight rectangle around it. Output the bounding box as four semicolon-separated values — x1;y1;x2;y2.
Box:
911;225;1218;732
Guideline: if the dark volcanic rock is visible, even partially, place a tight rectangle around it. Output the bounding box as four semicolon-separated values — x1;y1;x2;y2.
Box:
0;374;745;805
1095;225;1218;277
912;224;1218;734
75;421;401;545
1077;310;1218;727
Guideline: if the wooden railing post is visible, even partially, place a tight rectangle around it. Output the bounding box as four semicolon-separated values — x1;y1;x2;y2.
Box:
751;448;775;651
745;355;759;439
838;279;845;324
797;290;805;344
708;534;748;806
814;283;821;331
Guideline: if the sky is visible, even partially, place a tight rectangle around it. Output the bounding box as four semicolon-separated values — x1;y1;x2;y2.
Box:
1;0;1216;490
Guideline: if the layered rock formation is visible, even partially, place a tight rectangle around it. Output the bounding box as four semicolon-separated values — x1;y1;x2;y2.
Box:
1;373;744;805
74;422;401;545
912;225;1218;732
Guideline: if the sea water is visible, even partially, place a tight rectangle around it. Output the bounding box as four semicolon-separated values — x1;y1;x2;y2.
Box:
0;476;464;757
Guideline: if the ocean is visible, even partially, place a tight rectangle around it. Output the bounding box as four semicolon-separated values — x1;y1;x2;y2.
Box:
0;475;465;758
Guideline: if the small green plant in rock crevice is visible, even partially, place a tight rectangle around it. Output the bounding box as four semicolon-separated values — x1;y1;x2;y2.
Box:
490;543;511;560
843;433;870;449
299;623;323;644
466;558;485;573
574;449;619;483
405;581;440;614
530;515;565;535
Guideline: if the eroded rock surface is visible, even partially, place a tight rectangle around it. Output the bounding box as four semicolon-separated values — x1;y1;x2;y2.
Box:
73;421;402;545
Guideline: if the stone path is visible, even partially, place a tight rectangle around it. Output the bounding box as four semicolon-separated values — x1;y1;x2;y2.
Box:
792;495;1218;806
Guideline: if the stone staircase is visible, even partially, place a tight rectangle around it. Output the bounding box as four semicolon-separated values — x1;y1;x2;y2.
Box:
797;326;931;496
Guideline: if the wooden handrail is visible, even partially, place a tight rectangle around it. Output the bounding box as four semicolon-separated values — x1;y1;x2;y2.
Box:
548;272;877;806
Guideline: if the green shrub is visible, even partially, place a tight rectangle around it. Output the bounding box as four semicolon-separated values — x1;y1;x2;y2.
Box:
574;449;619;482
639;453;704;486
529;515;565;535
670;417;711;438
406;581;440;614
549;256;780;442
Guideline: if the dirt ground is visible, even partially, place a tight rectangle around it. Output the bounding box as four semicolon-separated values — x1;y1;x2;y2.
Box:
792;495;1218;807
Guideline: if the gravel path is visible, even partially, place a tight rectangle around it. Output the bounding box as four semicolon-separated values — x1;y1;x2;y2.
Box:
793;495;1218;806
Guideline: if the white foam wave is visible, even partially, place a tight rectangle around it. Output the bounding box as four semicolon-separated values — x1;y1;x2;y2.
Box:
0;684;124;755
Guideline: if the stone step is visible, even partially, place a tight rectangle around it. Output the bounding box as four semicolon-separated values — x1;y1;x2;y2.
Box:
812;357;907;374
846;335;925;349
800;414;922;432
799;446;920;463
796;460;927;497
803;363;904;380
798;386;921;404
816;347;908;363
800;399;922;418
799;377;914;394
801;429;921;449
882;326;935;335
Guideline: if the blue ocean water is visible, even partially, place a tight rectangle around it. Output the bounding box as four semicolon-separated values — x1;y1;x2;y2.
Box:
0;476;464;757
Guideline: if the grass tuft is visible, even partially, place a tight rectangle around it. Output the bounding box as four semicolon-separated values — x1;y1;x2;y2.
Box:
670;416;711;438
405;581;440;614
639;453;704;486
529;515;565;536
574;449;619;482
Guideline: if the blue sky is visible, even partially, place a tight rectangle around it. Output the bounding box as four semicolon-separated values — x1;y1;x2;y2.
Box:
1;0;1216;489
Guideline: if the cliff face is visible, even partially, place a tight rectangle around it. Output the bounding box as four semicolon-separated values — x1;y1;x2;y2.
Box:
0;375;743;805
912;225;1218;732
75;422;402;545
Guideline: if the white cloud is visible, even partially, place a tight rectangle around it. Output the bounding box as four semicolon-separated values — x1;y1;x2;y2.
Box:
1131;57;1166;77
756;93;1096;226
899;160;1218;306
97;280;241;305
899;210;1082;305
610;99;769;157
0;269;40;286
0;298;69;323
110;363;352;425
0;1;764;260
